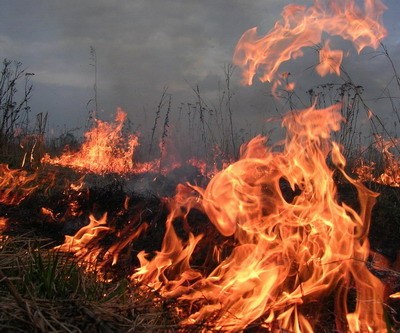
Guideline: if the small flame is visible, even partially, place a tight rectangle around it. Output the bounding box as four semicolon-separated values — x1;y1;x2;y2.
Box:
0;164;38;205
0;217;7;233
104;222;148;267
54;214;110;266
368;109;374;119
41;207;57;221
42;108;214;176
390;292;400;299
42;108;148;175
131;186;203;294
354;135;400;187
316;40;343;76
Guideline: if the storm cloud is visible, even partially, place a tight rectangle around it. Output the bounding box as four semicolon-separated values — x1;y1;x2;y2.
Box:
0;0;399;139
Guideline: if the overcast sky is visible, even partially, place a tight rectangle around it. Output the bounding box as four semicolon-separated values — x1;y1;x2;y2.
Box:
1;0;400;141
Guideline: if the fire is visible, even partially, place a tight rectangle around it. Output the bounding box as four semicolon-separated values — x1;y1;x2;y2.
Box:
0;217;6;232
316;40;343;76
355;135;400;187
131;104;386;332
45;1;392;331
42;108;157;175
54;213;110;266
233;0;387;88
0;0;396;331
42;108;216;177
0;164;38;205
369;136;400;187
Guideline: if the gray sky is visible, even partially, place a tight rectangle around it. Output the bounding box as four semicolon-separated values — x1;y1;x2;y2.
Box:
1;0;400;142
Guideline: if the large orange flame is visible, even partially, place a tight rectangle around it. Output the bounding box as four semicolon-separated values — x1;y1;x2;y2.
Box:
233;0;387;88
131;104;386;332
125;2;390;329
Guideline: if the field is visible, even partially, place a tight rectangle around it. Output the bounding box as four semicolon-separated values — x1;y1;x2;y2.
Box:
1;1;400;331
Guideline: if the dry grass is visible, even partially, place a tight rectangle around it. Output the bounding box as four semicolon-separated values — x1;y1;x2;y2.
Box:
0;235;183;333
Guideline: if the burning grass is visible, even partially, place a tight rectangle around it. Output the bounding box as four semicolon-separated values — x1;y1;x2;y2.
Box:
1;0;400;331
0;170;399;332
0;170;232;332
2;99;400;331
1;109;400;331
1;96;400;331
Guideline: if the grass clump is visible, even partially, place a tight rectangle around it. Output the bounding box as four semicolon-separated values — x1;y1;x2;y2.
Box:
0;235;180;333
